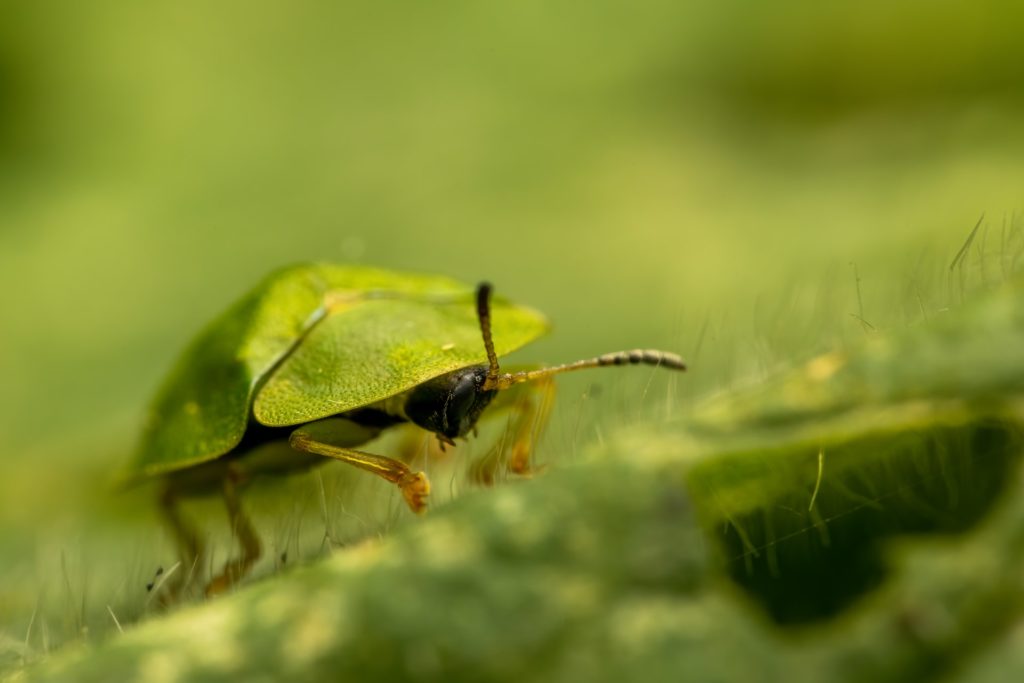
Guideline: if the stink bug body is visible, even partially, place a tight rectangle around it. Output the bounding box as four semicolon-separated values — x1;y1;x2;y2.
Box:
126;264;685;597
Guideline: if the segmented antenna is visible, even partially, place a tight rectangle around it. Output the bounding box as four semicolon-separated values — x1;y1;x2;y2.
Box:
476;282;502;384
484;349;686;391
476;283;686;392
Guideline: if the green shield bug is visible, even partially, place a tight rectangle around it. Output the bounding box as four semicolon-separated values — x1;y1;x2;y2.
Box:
126;264;685;597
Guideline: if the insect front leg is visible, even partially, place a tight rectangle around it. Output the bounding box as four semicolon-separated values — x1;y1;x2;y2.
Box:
507;376;556;475
289;418;430;513
470;376;556;484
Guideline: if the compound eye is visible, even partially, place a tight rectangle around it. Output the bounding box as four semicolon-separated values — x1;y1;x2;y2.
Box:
443;372;478;435
404;366;490;439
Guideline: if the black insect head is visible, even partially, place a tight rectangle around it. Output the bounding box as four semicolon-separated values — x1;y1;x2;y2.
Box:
404;365;497;441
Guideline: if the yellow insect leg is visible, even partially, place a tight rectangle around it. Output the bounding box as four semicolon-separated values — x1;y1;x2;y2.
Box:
289;426;430;514
205;472;263;596
469;376;556;484
156;483;206;604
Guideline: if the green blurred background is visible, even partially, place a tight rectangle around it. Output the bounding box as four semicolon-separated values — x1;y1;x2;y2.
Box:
2;0;1023;660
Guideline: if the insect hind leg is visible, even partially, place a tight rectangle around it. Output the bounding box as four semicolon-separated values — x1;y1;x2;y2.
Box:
156;483;206;604
205;472;262;596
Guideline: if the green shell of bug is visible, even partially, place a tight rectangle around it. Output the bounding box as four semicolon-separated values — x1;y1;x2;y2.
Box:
126;264;550;479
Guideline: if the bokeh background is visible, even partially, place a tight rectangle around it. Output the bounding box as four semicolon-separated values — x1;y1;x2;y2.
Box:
2;0;1023;663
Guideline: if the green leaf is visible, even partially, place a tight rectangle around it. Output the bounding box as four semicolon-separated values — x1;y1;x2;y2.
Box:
611;273;1024;537
28;434;1024;683
24;459;716;683
603;274;1024;623
52;276;1021;683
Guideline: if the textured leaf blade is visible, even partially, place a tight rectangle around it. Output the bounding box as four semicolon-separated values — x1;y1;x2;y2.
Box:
636;273;1024;527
